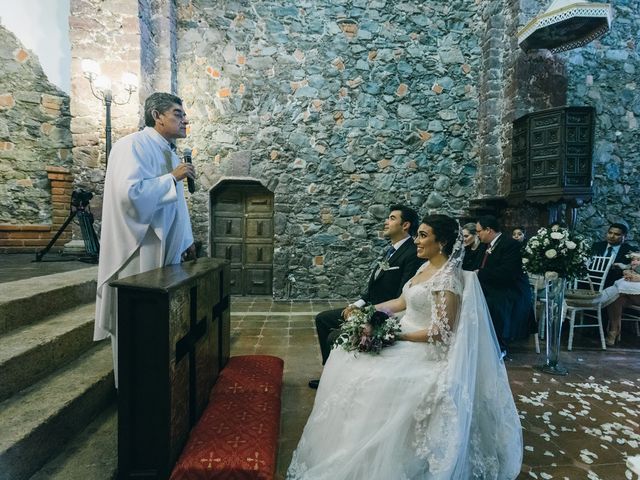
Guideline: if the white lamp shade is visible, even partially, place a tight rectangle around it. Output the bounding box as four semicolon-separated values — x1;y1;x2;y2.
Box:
81;59;101;76
94;75;112;92
121;72;138;89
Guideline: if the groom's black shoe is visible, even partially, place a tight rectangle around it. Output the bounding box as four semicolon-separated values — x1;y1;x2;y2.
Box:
308;379;319;389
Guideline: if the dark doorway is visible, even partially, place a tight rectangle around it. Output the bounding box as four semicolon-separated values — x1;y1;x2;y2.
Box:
210;182;274;296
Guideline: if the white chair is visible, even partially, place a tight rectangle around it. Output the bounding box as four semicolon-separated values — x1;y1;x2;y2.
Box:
528;274;544;354
565;255;615;350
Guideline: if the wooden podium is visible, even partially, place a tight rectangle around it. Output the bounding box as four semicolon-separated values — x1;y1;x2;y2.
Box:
112;258;231;480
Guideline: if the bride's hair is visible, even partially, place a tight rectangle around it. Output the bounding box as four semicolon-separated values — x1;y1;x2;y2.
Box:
422;215;459;256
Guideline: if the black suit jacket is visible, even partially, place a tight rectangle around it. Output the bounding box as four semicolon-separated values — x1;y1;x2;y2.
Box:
591;241;636;264
476;234;532;342
476;235;526;291
361;238;424;305
591;241;638;287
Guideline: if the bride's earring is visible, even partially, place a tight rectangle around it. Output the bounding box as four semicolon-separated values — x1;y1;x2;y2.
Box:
439;244;443;255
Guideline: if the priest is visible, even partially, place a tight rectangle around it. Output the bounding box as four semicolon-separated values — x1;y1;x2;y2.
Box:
94;92;196;386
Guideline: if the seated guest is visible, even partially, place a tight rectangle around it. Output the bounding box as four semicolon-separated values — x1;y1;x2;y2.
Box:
512;226;526;243
606;252;640;346
309;204;424;389
462;222;482;271
592;222;637;288
475;215;533;356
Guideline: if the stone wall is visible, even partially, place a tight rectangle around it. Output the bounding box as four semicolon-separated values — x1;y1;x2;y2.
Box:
565;0;640;242
475;0;570;198
176;0;483;298
68;0;179;234
140;0;178;98
4;0;633;291
475;0;639;246
69;0;142;225
0;25;73;226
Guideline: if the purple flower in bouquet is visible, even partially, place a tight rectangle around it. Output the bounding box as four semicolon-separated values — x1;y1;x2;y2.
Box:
369;310;390;327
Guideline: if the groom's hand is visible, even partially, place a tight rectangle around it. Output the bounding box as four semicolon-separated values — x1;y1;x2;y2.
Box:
342;305;358;319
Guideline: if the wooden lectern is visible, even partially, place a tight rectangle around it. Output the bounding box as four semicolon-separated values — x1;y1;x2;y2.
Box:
112;258;230;480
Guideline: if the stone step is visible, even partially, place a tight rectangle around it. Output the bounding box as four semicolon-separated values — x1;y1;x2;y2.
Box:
29;403;117;480
0;343;115;480
0;303;97;402
0;266;98;335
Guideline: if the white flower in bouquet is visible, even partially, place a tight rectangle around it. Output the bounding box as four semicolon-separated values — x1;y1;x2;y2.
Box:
522;226;590;281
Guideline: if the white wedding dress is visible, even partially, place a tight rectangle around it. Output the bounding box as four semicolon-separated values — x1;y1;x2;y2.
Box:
287;268;523;480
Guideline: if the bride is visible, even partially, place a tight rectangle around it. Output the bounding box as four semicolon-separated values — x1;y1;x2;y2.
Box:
287;214;523;479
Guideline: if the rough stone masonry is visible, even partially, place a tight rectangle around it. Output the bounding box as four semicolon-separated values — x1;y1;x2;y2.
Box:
1;0;639;298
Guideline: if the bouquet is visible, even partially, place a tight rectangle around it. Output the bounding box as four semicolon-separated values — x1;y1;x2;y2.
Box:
334;305;402;354
522;225;590;281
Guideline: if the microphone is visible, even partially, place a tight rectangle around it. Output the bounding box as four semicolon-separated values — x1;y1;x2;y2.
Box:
183;148;196;194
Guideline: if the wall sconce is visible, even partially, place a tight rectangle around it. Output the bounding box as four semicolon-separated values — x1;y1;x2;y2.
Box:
81;59;138;165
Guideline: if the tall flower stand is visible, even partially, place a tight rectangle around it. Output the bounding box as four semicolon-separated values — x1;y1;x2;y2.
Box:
538;272;568;375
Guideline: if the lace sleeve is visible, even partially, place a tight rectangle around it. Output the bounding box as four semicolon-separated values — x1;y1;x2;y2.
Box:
427;272;462;348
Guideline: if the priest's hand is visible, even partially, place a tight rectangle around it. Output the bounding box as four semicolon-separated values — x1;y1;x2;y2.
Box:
171;163;195;182
181;243;196;262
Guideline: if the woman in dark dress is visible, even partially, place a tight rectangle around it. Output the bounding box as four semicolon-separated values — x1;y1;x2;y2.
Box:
461;222;483;271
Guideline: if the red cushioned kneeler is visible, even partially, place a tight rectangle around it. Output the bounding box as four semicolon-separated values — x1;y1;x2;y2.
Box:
213;355;284;396
170;355;284;480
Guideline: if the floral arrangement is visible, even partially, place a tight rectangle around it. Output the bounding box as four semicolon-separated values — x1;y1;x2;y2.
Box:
334;305;402;354
522;225;590;281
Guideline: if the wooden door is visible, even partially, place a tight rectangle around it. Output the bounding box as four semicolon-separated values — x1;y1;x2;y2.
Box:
210;183;274;296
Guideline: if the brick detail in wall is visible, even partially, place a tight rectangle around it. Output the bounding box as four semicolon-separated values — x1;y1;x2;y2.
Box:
0;166;74;253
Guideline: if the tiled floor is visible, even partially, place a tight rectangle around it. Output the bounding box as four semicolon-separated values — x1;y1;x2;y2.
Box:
231;297;640;480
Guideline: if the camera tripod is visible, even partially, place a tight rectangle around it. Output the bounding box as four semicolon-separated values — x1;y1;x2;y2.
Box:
35;189;100;263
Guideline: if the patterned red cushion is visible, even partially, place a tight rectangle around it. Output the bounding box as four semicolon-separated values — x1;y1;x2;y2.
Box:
170;356;283;480
212;355;284;397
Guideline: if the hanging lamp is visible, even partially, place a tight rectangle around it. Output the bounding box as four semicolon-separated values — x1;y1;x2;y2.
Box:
518;1;613;53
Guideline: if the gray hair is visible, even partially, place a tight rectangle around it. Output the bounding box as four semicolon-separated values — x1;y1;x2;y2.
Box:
144;92;183;127
462;222;477;235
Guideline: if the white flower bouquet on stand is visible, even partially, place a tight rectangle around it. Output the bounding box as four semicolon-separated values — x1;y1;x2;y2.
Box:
522;225;590;281
522;225;590;375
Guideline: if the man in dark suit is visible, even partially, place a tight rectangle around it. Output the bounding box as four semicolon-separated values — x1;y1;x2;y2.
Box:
475;215;532;356
309;204;423;389
591;222;637;288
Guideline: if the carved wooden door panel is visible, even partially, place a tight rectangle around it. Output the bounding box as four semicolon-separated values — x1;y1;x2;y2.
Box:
211;183;273;296
529;110;562;190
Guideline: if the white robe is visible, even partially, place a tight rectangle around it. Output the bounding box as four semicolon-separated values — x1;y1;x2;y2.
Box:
94;127;193;383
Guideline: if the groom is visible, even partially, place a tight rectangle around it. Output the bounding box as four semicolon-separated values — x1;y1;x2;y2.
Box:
309;204;423;389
